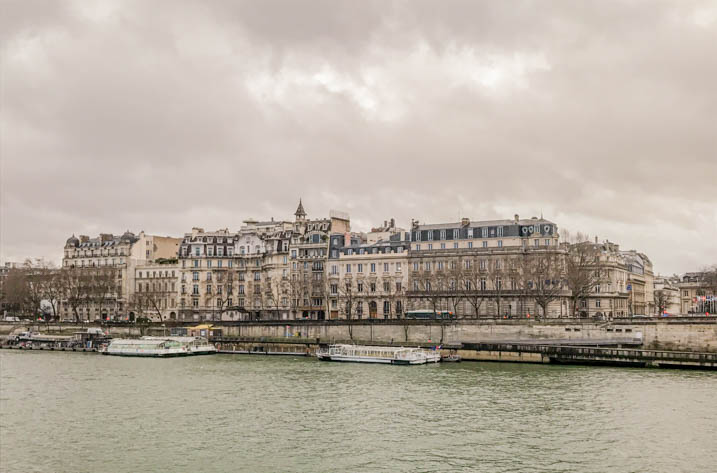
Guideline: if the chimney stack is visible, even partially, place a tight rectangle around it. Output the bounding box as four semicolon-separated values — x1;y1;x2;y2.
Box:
514;214;519;223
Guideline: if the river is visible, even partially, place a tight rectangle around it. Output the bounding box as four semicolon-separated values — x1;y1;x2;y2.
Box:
1;351;716;473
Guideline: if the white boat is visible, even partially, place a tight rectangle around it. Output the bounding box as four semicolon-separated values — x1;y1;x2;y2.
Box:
101;338;189;357
141;336;218;355
316;344;440;365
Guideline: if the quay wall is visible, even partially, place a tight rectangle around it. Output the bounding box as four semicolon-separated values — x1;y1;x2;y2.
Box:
215;319;717;352
2;319;716;352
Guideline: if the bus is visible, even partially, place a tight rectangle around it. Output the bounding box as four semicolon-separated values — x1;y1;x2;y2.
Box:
404;310;456;320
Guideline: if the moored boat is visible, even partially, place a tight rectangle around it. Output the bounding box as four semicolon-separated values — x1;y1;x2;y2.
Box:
101;338;189;357
142;336;217;355
316;344;440;365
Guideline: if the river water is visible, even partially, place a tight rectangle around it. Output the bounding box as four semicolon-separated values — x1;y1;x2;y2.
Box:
1;351;716;473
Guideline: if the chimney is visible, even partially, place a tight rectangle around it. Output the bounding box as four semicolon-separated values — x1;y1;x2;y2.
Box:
390;218;395;228
461;217;470;227
514;214;519;223
79;235;89;243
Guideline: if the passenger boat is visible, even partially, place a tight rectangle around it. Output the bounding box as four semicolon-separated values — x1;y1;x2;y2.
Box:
101;338;189;357
141;336;217;355
316;344;440;365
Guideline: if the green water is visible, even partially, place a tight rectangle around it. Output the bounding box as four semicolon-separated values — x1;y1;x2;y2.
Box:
1;351;716;473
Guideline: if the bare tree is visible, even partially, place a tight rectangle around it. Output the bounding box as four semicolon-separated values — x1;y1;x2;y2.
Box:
523;250;565;319
440;261;464;318
91;267;118;321
654;289;670;316
459;258;487;318
59;267;93;322
486;258;507;318
564;241;601;317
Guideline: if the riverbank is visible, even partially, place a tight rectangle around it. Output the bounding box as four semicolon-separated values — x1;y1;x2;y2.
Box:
3;317;716;352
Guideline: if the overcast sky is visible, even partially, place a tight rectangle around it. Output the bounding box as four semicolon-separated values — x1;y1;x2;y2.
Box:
1;0;716;275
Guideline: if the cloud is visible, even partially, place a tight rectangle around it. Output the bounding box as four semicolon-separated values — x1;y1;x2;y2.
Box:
1;0;716;274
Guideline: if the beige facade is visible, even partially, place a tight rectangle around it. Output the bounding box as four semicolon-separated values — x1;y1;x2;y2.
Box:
327;232;409;320
654;276;681;315
621;250;655;316
178;228;238;321
678;272;717;314
133;262;179;321
61;231;181;321
407;216;567;318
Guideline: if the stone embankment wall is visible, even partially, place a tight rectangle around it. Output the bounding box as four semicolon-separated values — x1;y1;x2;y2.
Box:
2;319;716;352
218;319;717;352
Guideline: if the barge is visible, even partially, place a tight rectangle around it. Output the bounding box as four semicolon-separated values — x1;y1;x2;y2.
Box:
316;344;441;365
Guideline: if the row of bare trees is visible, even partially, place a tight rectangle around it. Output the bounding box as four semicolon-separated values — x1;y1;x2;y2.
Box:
0;260;119;323
405;241;606;319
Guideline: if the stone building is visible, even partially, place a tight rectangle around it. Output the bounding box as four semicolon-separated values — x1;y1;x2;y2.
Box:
288;202;350;320
678;272;717;314
654;275;681;315
133;261;180;321
575;240;630;318
60;231;181;321
407;215;566;318
177;228;238;321
328;229;410;319
621;250;655;316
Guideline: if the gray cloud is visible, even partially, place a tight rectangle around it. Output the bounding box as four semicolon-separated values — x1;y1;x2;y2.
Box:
2;0;716;274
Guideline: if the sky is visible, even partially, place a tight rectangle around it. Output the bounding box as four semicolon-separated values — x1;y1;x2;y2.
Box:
1;0;716;275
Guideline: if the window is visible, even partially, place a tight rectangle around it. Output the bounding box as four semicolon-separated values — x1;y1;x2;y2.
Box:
437;261;444;270
207;260;212;268
194;247;200;256
207;272;212;281
193;260;199;268
330;284;338;294
383;301;390;315
239;285;245;294
396;263;402;272
254;272;261;281
207;247;214;257
596;300;601;308
482;241;488;248
193;271;199;281
480;260;486;270
416;244;421;251
468;241;473;249
358;264;363;273
497;227;504;237
370;282;376;292
453;229;459;239
383;281;390;291
346;264;351;273
498;240;503;248
545;239;550;246
384;263;389;272
534;239;539;247
440;230;446;240
217;260;222;268
453;242;458;249
440;243;446;249
481;227;487;238
357;283;363;292
428;244;433;250
291;249;297;259
370;263;376;273
192;284;199;295
192;299;199;308
217;247;223;257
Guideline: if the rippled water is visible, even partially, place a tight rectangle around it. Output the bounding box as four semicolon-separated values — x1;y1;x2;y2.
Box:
1;351;716;473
